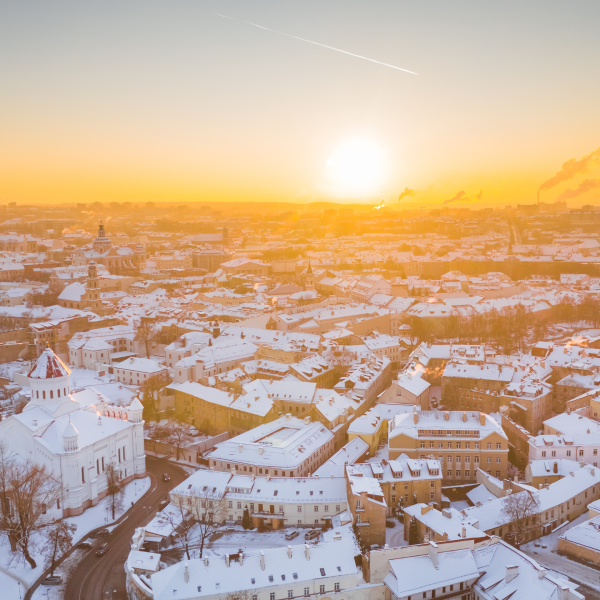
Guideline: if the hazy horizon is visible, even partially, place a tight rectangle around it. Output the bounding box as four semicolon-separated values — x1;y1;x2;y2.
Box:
1;1;600;208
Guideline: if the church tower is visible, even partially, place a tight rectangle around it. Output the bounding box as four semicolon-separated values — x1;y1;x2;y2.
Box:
92;221;112;254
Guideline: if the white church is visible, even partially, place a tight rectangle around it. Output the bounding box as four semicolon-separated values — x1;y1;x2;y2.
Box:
0;347;146;517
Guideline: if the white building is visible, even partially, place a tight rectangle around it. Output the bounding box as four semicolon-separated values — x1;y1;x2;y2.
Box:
206;415;335;478
112;356;169;385
170;469;348;529
68;324;137;369
0;347;146;517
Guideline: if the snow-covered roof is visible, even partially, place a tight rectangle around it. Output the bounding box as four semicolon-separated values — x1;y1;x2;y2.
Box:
151;540;357;600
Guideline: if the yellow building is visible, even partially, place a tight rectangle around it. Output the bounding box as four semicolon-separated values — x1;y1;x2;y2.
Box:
389;409;508;485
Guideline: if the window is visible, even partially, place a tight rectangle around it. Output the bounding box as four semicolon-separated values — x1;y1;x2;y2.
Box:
430;481;435;488
595;449;598;456
465;470;470;478
228;501;233;508
336;505;340;512
496;457;501;463
320;585;325;594
420;442;425;448
288;591;293;599
314;506;319;512
487;443;492;450
474;456;480;463
270;594;275;600
304;588;309;597
567;450;572;457
496;443;502;450
456;470;461;477
238;502;242;509
447;470;452;477
279;506;284;514
579;450;584;457
334;583;340;592
324;505;329;512
551;451;556;457
298;506;302;512
487;457;492;463
81;467;85;484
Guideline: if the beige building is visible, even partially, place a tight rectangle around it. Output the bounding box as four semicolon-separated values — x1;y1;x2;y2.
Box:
388;409;508;484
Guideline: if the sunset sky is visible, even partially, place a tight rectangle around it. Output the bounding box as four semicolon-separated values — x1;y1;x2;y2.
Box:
1;1;599;208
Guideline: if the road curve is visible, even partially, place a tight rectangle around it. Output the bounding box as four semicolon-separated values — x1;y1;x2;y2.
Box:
64;456;188;600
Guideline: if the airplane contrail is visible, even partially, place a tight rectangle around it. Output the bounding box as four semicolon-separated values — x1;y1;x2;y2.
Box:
216;13;418;76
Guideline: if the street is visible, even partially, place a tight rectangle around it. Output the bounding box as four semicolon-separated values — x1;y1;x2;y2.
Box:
63;456;188;600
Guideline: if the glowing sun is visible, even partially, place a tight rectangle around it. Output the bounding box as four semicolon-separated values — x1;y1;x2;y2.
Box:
327;139;384;194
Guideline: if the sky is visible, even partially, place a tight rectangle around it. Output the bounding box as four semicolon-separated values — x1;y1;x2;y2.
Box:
1;1;600;208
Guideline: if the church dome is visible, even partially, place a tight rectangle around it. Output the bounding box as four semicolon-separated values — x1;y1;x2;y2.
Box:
28;347;71;379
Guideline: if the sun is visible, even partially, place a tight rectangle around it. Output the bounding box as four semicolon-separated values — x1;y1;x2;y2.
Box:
327;139;384;194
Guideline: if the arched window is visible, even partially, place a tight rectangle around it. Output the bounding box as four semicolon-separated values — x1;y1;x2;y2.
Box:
43;391;46;400
50;390;53;399
36;391;39;399
57;389;61;398
81;467;85;484
64;388;66;395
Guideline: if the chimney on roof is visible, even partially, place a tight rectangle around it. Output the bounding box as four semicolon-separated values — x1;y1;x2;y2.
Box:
286;413;292;421
538;568;546;580
239;551;244;566
505;565;519;583
461;526;466;538
462;411;467;423
444;411;449;421
260;551;265;570
413;410;419;424
428;541;438;569
304;416;311;424
184;562;189;582
479;412;486;426
287;545;292;559
204;557;209;566
581;460;585;468
304;544;310;561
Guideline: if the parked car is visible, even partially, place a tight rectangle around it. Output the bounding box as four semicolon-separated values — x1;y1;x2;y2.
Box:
304;530;319;540
159;496;169;507
42;576;63;586
77;541;93;550
285;530;299;540
162;473;171;482
96;543;109;556
92;528;109;537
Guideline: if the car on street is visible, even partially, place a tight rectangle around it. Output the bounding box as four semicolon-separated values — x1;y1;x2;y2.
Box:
77;541;93;550
96;543;109;556
92;528;109;537
304;530;319;540
285;530;299;540
42;576;63;586
162;473;171;482
159;498;169;507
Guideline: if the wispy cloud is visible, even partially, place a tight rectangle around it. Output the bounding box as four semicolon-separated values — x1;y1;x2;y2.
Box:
443;190;470;205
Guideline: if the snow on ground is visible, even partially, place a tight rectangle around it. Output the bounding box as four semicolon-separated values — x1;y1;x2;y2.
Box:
0;569;27;600
386;520;408;548
65;475;151;542
0;476;151;599
205;529;306;558
521;513;600;592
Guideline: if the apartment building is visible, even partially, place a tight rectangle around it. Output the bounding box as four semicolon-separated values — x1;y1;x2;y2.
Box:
388;409;508;484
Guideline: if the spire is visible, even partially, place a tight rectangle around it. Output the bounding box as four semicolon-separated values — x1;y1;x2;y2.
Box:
306;260;313;275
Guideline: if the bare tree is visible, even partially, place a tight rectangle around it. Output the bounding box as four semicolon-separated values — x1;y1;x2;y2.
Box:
165;421;192;461
164;492;195;560
40;520;76;576
0;443;61;569
134;320;160;359
499;490;540;548
140;373;172;421
105;462;125;520
169;485;227;559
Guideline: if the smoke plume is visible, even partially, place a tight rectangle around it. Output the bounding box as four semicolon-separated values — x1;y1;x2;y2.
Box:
372;198;386;211
443;190;470;205
539;146;600;192
475;190;483;201
556;179;600;201
398;187;415;202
